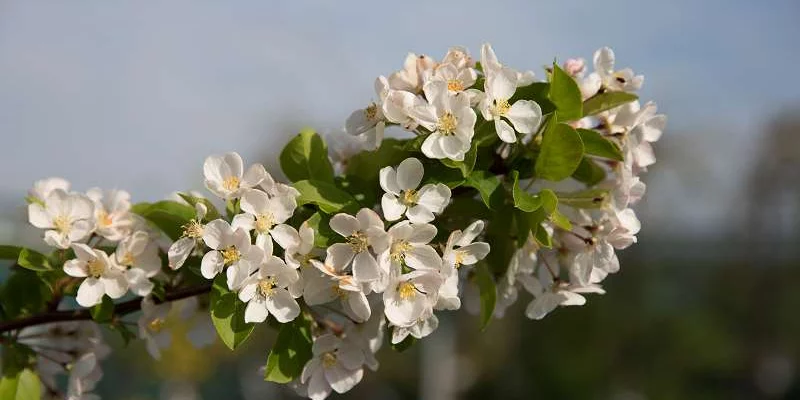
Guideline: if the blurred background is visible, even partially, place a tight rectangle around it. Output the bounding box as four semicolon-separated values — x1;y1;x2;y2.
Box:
1;0;799;399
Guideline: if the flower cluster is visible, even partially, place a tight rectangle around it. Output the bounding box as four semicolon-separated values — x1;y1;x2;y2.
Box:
1;42;665;399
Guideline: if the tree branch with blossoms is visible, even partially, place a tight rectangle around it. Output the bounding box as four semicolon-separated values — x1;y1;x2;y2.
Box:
0;43;665;400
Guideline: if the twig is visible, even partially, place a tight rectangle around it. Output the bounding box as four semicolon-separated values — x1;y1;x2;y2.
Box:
0;283;212;334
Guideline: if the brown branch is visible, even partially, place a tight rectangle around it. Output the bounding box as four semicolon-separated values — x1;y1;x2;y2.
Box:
0;283;212;334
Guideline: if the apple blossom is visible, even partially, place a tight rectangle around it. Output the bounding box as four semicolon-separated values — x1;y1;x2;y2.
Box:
379;157;451;223
63;243;128;307
203;152;267;199
28;189;94;249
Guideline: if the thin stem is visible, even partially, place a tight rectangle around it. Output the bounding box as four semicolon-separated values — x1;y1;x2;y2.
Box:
0;283;212;334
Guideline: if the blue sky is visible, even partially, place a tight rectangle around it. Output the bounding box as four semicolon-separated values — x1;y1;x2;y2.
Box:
0;0;798;244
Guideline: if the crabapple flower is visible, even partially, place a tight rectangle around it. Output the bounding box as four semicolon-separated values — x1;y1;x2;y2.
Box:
27;177;70;205
63;243;128;307
382;89;433;131
238;256;300;323
383;270;442;327
442;220;490;272
479;46;543;143
379;221;441;274
271;221;315;269
379;157;451;223
28;189;94;249
200;219;261;284
592;47;644;93
388;52;436;93
66;352;103;400
301;333;366;400
203;152;267;199
413;85;477;161
86;188;134;241
524;277;605;320
137;296;172;360
304;265;372;322
345;77;390;150
324;208;386;284
115;231;160;296
168;203;208;270
233;189;295;249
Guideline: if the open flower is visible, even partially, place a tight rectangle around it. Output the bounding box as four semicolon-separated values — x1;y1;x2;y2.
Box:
442;220;490;272
232;189;295;249
64;244;128;307
302;334;366;400
592;47;644;93
413;85;476;161
238;255;300;323
379;221;441;277
383;270;442;327
27;177;70;205
86;188;134;241
200;219;260;285
137;296;172;360
390;312;438;344
478;44;542;143
28;189;94;249
324;208;386;284
168;203;208;270
379;157;451;223
304;265;372;323
272;222;315;269
203;152;267;199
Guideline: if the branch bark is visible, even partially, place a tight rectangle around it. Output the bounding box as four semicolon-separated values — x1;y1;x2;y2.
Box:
0;283;212;334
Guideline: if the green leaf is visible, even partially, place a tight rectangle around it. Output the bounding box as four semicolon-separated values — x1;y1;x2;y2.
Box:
572;157;607;186
210;275;255;350
533;221;553;248
264;315;314;383
280;129;335;183
557;189;611;209
539;189;572;231
576;128;623;161
485;206;516;276
0;369;40;400
439;141;478;177
534;118;584;181
302;213;338;248
177;193;221;221
582;91;638;116
292;180;359;214
1;270;52;319
132;201;195;241
464;170;504;210
16;249;51;272
90;296;114;323
473;264;496;330
548;63;582;121
510;171;543;212
391;336;417;352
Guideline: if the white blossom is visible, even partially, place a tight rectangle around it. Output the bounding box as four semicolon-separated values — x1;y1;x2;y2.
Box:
168;203;208;270
28;189;94;249
63;244;128;307
27;177;70;205
200;219;262;286
413;85;477;161
383;270;442;327
324;208;386;284
302;333;366;400
379;157;451;223
238;255;300;323
137;296;172;360
203;152;267;199
233;189;295;249
86;188;134;241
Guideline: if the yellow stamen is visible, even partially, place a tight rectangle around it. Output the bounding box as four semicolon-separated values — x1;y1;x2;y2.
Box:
322;352;337;368
221;246;241;265
390;240;412;262
53;215;70;234
87;259;105;278
257;277;277;298
254;213;275;233
401;189;418;206
491;98;511;117
447;79;464;92
453;250;465;269
120;252;135;267
347;231;369;253
364;103;378;121
397;281;416;300
332;285;349;299
182;219;204;238
222;176;240;191
97;210;113;228
148;318;165;333
437;112;458;135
